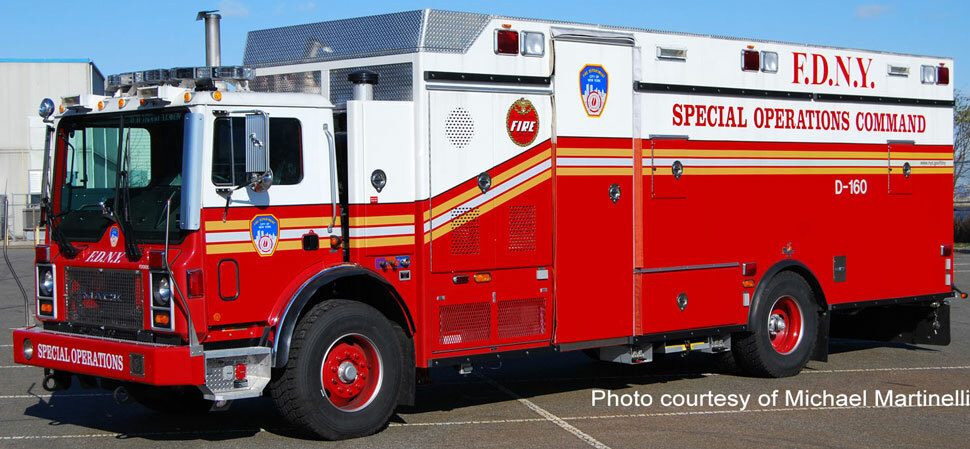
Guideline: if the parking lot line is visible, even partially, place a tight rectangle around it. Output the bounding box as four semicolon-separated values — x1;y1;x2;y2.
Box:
0;428;264;441
0;393;111;400
479;374;612;449
0;366;29;369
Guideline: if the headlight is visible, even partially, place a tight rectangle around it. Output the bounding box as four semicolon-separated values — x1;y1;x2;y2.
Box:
155;277;172;306
39;269;54;297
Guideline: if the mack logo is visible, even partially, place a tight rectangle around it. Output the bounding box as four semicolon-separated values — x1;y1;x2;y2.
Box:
80;291;122;302
792;52;874;89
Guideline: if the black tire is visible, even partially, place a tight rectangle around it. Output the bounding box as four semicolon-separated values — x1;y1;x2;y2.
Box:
270;300;402;440
127;384;211;413
732;272;818;378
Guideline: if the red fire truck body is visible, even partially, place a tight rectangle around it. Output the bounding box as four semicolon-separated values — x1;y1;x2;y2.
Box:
12;9;956;439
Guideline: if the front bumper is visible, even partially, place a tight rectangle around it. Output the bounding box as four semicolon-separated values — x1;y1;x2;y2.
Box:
12;326;204;385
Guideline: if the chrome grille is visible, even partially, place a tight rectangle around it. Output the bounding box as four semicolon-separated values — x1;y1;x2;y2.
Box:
65;267;144;330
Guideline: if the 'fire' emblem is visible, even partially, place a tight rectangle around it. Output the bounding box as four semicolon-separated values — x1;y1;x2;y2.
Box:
506;98;539;147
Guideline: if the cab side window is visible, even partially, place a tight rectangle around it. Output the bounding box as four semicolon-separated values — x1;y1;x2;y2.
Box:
212;117;303;186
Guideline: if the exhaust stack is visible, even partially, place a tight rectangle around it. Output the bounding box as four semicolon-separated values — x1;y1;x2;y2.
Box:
196;10;222;67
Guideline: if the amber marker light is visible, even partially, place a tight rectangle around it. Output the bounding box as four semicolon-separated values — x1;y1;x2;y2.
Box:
212;91;222;101
154;313;170;326
97;101;105;111
742;279;755;288
118;98;126;108
474;272;492;283
40;303;53;313
184;92;192;102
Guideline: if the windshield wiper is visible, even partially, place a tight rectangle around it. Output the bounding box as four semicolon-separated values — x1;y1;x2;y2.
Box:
113;116;142;262
45;129;79;258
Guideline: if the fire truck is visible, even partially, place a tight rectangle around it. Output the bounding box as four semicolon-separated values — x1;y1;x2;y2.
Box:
11;9;957;439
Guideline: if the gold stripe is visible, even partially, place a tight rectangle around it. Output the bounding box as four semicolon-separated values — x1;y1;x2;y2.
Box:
205;242;252;254
280;217;336;228
558;147;631;157
432;170;551;242
432;151;552;220
493;149;552;185
423;210;431;222
349;215;415;226
647;149;953;160
348;235;415;249
558;167;632;176
205;216;340;231
640;166;953;175
205;220;249;231
423;232;431;244
911;167;953;174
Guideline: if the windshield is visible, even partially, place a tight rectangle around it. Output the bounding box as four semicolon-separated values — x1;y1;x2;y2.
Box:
55;109;186;244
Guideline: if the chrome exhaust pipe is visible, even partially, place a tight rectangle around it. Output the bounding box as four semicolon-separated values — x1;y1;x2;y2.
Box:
196;10;222;67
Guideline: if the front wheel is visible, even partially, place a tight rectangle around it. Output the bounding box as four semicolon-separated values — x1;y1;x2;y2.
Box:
732;272;818;377
271;300;402;440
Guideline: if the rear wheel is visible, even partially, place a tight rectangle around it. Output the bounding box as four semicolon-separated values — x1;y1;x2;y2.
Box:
271;300;402;440
732;272;818;377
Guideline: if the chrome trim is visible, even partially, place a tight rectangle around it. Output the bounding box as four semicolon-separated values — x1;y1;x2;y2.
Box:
324;124;338;233
635;262;740;274
424;81;553;95
180;113;203;230
272;265;344;366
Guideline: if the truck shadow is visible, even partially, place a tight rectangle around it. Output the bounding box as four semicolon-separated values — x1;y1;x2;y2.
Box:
18;339;933;442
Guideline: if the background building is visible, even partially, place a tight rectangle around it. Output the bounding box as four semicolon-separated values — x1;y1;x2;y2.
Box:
0;59;103;241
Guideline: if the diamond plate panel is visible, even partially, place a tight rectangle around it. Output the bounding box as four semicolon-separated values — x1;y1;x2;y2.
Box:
243;10;492;67
423;10;491;53
244;10;425;67
252;70;322;94
329;63;412;105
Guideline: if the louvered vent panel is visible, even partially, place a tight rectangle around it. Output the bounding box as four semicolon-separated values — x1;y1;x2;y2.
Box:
439;302;490;345
497;298;545;339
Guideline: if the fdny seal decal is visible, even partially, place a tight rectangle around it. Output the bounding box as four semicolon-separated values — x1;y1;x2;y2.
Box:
506;98;539;147
579;65;609;117
250;214;280;257
109;225;120;247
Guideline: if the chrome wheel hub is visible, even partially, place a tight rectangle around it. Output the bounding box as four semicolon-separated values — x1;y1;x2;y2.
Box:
337;361;358;384
768;313;786;336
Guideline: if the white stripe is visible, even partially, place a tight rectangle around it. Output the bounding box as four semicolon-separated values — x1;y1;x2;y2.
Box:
481;375;611;449
431;159;552;232
348;225;415;238
204;231;250;243
0;365;29;369
650;158;953;167
279;227;336;239
557;157;633;167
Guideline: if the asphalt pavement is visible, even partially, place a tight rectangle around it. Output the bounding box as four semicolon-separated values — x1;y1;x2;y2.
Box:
1;247;969;448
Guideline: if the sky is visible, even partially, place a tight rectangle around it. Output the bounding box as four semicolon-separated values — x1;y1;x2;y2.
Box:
1;0;967;94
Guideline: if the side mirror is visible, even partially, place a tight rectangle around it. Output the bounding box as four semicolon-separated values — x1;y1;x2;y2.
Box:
244;112;272;191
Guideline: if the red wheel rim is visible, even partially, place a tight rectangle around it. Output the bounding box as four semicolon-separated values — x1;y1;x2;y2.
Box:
767;295;803;355
321;333;383;412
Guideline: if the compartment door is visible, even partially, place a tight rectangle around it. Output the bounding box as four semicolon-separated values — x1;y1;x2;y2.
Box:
429;91;552;273
552;37;636;344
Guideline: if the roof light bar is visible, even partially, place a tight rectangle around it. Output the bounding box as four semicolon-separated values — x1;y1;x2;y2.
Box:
106;65;253;92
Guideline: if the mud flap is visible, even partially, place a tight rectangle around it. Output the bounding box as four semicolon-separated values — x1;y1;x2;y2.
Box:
811;310;830;362
830;301;950;346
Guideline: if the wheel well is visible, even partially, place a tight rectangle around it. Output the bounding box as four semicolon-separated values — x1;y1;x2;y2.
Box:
301;274;413;338
273;266;415;369
750;260;827;327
